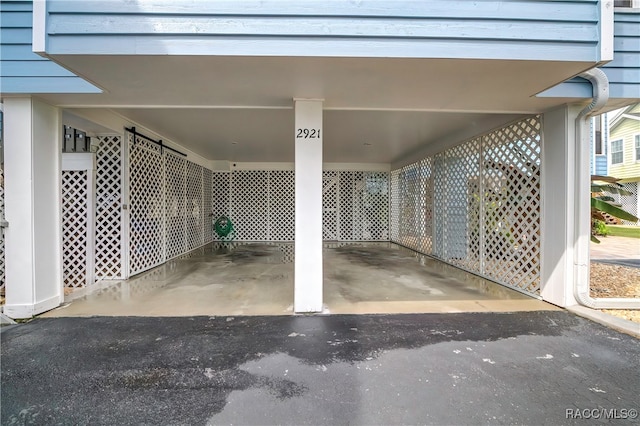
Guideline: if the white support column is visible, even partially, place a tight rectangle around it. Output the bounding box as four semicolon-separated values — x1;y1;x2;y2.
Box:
294;99;323;313
540;104;582;307
3;97;63;318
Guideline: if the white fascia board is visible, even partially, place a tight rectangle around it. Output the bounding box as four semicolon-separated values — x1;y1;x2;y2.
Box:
600;0;615;62
32;0;47;54
620;113;640;121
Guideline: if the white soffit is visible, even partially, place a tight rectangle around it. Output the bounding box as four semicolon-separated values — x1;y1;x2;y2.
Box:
41;55;594;162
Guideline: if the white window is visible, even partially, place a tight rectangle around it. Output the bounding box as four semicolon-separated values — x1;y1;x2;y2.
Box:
635;135;640;161
611;139;623;165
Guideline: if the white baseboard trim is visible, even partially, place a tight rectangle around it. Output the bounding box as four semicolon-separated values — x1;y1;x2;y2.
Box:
3;295;62;319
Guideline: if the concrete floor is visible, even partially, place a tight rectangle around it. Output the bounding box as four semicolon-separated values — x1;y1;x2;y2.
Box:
43;242;554;317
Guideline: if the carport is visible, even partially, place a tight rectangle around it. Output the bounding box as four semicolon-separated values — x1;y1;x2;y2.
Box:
5;53;582;317
19;52;564;317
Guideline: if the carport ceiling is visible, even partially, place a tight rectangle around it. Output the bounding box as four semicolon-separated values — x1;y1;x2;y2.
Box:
44;55;592;163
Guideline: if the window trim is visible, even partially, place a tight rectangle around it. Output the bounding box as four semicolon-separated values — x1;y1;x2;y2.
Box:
635;134;640;162
611;138;624;165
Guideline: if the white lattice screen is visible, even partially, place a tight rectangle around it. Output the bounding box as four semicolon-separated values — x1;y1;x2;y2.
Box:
62;170;90;288
391;116;542;296
482;120;541;293
229;170;295;241
268;171;295;241
322;171;389;241
322;171;339;240
128;131;218;275
165;152;186;260
444;139;481;271
617;182;639;226
128;134;166;275
212;172;230;221
230;171;269;241
95;136;123;279
203;168;213;243
185;161;203;251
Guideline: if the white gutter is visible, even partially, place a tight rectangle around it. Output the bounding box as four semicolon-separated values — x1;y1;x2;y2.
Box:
574;68;639;310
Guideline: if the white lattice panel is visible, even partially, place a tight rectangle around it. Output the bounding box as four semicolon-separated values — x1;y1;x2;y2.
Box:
389;170;400;242
211;171;230;241
95;136;123;279
395;163;424;252
443;138;480;271
268;170;295;241
321;171;389;242
345;171;389;241
0;164;4;292
62;170;89;288
212;172;230;220
203;168;213;243
128;134;166;275
230;171;269;241
391;116;542;296
340;172;358;240
482;117;541;294
618;182;639;226
432;153;446;259
186;161;203;251
322;171;339;240
418;158;434;254
165;153;186;259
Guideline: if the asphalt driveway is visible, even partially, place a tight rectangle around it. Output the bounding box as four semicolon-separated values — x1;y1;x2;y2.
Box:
1;312;639;425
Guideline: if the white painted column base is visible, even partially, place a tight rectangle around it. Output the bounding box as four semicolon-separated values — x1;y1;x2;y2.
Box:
3;97;63;319
294;99;324;313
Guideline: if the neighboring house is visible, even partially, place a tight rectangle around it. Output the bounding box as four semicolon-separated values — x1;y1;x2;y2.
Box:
608;103;640;225
590;112;610;176
1;0;639;318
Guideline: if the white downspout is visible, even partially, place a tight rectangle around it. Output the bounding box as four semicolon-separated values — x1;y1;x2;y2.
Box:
574;68;638;309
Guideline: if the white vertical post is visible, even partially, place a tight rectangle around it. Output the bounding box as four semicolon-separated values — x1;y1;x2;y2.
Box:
3;97;63;318
294;99;323;313
121;133;130;279
87;158;96;286
540;105;581;307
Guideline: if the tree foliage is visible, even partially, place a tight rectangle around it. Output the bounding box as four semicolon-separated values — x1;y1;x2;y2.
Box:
591;175;638;243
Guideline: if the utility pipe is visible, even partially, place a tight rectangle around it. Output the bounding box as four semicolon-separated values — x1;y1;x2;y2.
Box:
574;68;638;309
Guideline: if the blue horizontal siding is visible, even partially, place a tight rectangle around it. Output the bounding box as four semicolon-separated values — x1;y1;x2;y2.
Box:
44;0;603;62
48;0;599;21
1;28;33;43
538;11;640;100
1;60;77;77
0;77;102;93
0;0;30;11
0;0;100;94
595;155;608;176
0;10;31;26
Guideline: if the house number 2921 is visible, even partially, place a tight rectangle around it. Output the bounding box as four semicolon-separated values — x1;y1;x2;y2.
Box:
296;128;321;139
